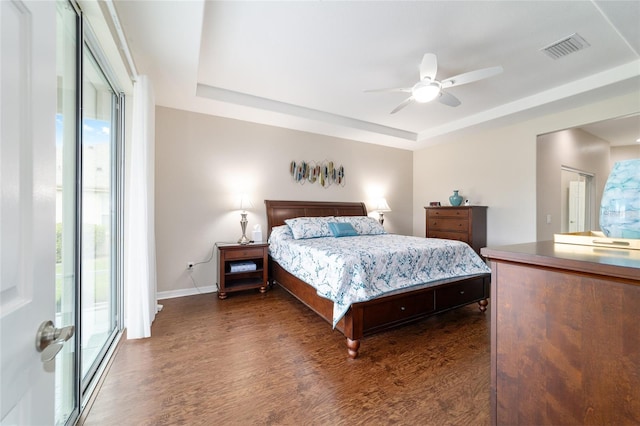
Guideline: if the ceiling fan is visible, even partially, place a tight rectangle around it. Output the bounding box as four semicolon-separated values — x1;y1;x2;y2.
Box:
366;53;503;114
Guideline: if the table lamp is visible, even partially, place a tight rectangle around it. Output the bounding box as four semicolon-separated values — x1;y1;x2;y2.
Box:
374;198;391;225
237;195;253;244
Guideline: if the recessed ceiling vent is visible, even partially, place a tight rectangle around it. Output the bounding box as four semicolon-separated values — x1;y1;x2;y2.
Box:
541;33;590;60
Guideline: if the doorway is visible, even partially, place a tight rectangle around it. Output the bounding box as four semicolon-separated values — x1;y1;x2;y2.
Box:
560;166;594;233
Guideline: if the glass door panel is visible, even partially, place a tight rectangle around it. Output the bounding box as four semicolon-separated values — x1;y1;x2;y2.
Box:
55;1;78;424
81;47;118;383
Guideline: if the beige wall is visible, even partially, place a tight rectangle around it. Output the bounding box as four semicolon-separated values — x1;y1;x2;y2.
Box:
155;106;413;297
412;92;640;247
611;144;640;168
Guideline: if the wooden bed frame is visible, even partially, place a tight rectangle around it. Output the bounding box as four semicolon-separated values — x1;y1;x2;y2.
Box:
265;200;490;359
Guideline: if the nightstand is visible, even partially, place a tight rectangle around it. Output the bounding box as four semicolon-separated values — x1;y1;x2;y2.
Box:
216;242;269;299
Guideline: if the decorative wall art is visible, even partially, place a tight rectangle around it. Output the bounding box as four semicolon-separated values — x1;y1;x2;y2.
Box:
290;160;345;188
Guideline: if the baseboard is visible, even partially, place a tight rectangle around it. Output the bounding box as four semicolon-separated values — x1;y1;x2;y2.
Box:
157;285;216;300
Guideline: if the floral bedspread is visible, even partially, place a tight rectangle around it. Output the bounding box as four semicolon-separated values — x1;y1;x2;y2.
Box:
268;225;491;327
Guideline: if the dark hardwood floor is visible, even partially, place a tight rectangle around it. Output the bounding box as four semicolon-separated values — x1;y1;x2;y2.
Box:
83;285;491;425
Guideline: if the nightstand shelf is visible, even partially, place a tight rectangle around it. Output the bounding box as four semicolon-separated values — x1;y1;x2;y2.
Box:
216;242;269;299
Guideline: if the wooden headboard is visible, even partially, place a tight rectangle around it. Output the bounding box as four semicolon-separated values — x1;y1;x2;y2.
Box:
264;200;367;236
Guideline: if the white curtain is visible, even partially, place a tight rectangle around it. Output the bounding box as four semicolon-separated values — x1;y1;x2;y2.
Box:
125;75;157;339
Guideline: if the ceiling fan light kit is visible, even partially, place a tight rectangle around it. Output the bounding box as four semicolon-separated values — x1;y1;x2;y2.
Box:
366;53;503;114
412;81;441;103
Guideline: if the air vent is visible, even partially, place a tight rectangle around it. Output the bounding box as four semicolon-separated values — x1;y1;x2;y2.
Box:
541;33;590;60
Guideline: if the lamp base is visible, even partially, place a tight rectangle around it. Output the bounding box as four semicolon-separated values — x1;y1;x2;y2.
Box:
238;212;251;244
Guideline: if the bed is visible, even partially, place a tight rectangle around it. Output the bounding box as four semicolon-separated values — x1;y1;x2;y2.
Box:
265;199;491;359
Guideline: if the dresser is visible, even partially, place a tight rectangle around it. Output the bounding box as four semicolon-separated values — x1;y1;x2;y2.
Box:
481;241;640;425
424;206;487;255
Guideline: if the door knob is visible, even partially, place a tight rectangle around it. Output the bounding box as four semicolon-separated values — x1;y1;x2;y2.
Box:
35;320;75;363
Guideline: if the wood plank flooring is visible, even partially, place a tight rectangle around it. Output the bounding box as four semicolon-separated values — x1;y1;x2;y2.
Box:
82;285;490;425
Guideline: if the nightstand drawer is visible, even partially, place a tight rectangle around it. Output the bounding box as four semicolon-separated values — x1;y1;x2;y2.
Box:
223;247;265;260
427;218;469;232
427;208;469;219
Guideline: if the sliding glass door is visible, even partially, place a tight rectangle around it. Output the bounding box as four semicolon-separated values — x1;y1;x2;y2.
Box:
55;1;124;424
80;44;120;385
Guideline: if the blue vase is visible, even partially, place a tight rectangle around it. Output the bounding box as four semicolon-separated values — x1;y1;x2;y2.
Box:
599;159;640;239
449;190;463;207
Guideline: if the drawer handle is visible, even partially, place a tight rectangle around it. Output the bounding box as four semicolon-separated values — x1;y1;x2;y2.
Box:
400;306;405;311
460;291;465;294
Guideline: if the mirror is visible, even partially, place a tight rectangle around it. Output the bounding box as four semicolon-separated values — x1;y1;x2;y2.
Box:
536;113;640;241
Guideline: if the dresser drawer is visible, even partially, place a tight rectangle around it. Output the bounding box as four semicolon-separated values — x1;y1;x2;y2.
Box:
428;218;469;232
427;208;469;219
428;231;469;243
436;280;485;309
223;247;265;260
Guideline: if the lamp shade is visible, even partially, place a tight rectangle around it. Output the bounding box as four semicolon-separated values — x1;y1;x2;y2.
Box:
374;198;391;212
238;195;253;211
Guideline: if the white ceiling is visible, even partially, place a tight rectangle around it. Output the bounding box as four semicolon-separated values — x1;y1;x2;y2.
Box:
112;0;640;151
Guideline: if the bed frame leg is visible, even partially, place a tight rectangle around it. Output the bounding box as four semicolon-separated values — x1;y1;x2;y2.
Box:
478;299;488;313
346;338;360;359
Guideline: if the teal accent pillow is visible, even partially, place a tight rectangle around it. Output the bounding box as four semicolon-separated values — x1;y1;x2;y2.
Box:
328;222;358;237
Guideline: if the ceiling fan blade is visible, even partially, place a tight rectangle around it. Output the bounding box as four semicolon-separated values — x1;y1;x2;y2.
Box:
364;87;412;93
419;53;438;81
438;90;461;107
390;97;414;114
441;65;503;88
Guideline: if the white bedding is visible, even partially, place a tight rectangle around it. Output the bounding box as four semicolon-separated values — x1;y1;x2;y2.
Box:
268;225;491;327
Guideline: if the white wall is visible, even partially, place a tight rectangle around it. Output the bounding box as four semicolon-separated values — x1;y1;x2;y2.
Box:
413;92;640;247
155;106;413;297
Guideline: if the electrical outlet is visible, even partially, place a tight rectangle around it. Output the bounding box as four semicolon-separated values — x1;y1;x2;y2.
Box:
187;262;194;270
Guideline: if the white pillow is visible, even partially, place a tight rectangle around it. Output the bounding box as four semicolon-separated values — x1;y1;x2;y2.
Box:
268;225;293;243
284;216;335;239
335;216;386;235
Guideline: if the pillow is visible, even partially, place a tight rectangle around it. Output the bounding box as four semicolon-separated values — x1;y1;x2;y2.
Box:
335;216;386;235
268;225;293;243
328;222;358;237
284;216;334;239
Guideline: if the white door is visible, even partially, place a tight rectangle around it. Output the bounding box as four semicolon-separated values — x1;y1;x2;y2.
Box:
569;180;586;233
1;1;57;424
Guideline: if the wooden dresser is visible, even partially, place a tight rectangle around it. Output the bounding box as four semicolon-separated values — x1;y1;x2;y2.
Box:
424;206;487;255
481;241;640;426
